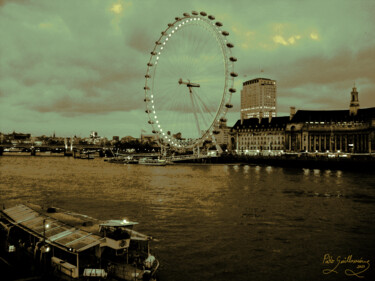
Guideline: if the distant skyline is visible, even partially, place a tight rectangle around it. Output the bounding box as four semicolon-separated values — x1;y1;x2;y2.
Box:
1;0;375;138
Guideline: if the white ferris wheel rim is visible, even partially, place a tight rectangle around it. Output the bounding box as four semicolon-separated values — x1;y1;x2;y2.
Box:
144;11;237;150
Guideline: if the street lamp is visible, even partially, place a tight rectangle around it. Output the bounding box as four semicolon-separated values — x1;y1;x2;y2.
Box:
43;219;50;244
42;219;50;270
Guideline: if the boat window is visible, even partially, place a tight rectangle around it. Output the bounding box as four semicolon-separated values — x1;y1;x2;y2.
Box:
101;226;131;240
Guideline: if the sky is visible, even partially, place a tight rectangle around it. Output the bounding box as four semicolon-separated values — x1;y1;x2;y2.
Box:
1;0;374;139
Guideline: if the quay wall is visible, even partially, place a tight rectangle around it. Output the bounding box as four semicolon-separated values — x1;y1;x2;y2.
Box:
216;153;375;171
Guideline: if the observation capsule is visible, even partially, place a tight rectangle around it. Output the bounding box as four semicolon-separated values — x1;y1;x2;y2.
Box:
229;88;236;93
230;56;237;62
230;72;238;77
226;43;234;48
225;103;233;108
200;11;207;16
148;120;154;124
220;117;227;122
145;109;151;113
144;86;150;90
183;12;190;17
192;11;198;15
215;22;223;27
208;15;215;20
222;31;229;36
147;62;153;67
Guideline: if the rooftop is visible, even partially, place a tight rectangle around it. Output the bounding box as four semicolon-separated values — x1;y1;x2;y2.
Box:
2;204;103;253
243;77;276;86
291;108;375;123
232;116;290;131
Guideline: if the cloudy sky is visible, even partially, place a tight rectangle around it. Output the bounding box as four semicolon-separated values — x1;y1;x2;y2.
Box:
1;0;374;138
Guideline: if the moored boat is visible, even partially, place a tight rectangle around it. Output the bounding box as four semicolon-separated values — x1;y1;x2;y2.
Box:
107;156;126;164
138;158;167;166
0;204;159;280
124;159;139;164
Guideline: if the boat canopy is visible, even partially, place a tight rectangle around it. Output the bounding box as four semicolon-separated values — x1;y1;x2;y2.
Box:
99;219;138;227
2;205;103;253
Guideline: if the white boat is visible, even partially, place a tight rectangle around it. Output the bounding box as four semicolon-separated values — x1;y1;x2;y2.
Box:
0;204;159;280
138;158;167;166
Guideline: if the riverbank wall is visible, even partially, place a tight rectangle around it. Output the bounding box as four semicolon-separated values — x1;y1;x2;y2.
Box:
214;153;375;172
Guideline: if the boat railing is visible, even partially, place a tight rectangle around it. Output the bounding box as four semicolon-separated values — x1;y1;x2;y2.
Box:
151;259;160;276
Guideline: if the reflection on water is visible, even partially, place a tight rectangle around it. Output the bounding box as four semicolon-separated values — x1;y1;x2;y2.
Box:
1;156;375;281
265;166;273;174
303;168;310;176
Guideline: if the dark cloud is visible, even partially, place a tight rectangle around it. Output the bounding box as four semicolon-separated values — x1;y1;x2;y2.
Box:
127;24;156;54
281;46;375;88
0;0;28;7
30;94;140;116
274;45;375;112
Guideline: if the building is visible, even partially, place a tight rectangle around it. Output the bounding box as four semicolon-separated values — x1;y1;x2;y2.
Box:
229;116;289;155
87;131;102;145
140;134;158;144
285;87;375;153
2;132;31;145
121;136;137;143
285;107;375;153
230;86;375;154
241;78;277;120
212;120;231;149
90;131;99;138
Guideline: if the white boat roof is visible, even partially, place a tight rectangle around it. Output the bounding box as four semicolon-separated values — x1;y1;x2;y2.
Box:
2;204;103;253
100;219;138;227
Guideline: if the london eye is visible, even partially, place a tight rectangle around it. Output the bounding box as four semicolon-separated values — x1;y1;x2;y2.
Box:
144;11;237;152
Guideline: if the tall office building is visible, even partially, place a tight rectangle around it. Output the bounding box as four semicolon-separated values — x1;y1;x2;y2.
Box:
241;78;277;120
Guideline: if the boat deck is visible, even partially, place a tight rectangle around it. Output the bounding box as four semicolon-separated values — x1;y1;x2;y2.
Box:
1;204;103;253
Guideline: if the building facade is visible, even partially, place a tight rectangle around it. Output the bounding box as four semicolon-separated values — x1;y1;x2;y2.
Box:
229;116;289;155
285;108;375;153
285;87;375;153
241;78;277;120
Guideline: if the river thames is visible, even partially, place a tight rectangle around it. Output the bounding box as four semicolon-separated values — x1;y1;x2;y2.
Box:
1;156;374;280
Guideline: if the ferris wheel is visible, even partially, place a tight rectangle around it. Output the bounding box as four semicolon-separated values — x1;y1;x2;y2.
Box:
144;11;237;150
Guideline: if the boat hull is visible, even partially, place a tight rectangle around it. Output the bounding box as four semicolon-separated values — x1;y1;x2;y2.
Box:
138;158;167;166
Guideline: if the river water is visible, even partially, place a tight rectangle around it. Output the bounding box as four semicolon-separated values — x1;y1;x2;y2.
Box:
1;156;374;281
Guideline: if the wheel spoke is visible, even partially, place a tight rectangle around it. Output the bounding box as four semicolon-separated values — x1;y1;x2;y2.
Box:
188;87;202;136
